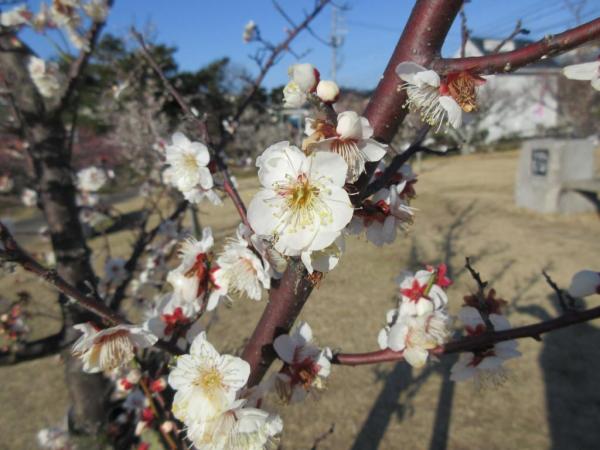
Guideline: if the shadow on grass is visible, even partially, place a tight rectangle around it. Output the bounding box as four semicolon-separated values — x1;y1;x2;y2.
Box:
516;293;600;450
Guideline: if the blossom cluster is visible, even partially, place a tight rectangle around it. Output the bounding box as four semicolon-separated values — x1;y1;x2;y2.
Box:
450;289;521;385
1;1;110;100
378;265;452;367
169;333;282;449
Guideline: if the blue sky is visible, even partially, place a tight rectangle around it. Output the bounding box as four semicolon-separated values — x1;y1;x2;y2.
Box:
15;0;600;90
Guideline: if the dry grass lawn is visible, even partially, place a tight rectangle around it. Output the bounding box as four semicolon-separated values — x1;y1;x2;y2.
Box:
1;149;600;450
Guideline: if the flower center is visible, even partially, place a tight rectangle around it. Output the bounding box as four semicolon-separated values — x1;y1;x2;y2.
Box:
195;367;223;391
445;72;478;112
287;174;319;211
183;152;199;171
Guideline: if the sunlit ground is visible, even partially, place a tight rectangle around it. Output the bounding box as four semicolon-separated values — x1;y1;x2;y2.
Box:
1;149;600;449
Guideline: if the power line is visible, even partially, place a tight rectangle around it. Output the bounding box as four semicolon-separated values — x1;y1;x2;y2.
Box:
474;0;564;32
345;19;399;33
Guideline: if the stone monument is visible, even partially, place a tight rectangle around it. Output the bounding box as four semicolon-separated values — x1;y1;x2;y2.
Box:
515;138;597;214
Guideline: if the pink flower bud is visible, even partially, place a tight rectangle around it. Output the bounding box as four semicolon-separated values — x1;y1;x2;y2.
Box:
150;377;167;392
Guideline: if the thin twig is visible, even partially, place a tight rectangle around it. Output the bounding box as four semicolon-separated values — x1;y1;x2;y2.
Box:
492;20;529;54
131;28;249;226
542;270;576;311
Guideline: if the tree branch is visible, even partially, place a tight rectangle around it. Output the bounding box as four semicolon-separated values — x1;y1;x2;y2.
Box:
358;125;430;202
431;17;600;75
109;200;189;310
242;0;464;388
0;330;66;366
0;221;183;356
333;303;600;366
233;0;333;122
131;28;249;227
57;0;114;112
491;19;529;54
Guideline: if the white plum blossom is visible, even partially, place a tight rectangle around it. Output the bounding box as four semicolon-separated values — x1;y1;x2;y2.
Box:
183;185;223;205
304;111;387;182
212;224;271;304
248;142;353;256
77;166;107;192
395;266;450;317
315;79;339;103
451;307;521;384
301;233;344;274
396;62;485;130
186;399;282;450
167;228;222;312
348;184;414;246
0;175;14;193
28;56;62;99
82;0;109;22
21;188;37;207
144;294;203;346
72;323;157;373
31;3;51;31
273;322;332;403
165;132;213;194
49;0;81;27
168;332;250;422
65;25;90;51
243;20;257;43
37;423;73;450
0;4;31;27
563;60;600;91
378;309;449;368
283;63;319;108
568;270;600;298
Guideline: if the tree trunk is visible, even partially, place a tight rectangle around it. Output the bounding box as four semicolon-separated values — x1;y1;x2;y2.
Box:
1;35;109;440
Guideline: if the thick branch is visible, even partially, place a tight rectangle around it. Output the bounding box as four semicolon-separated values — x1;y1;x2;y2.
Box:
432;17;600;75
242;0;464;388
333;303;600;366
362;0;464;144
242;260;315;387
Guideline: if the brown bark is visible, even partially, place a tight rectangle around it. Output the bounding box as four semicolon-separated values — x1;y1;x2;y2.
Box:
0;35;109;437
242;0;465;387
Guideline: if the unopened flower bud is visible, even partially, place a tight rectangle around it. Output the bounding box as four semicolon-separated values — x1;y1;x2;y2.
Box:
568;270;600;298
150;377;167;392
160;420;175;434
316;80;339;103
